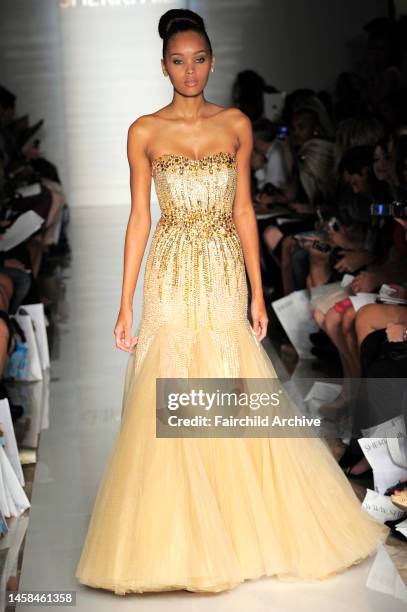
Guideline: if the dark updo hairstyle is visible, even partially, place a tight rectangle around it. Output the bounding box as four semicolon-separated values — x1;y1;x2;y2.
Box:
158;9;212;58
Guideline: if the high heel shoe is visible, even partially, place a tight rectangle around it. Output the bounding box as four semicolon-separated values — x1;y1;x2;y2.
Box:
342;456;373;479
343;465;373;479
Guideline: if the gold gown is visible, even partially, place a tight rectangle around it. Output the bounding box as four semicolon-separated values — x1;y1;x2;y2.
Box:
75;151;389;595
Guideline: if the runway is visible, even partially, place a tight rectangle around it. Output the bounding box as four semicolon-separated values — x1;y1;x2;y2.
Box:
16;206;407;611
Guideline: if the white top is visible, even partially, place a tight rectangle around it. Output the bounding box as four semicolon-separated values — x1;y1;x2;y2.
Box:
255;139;288;190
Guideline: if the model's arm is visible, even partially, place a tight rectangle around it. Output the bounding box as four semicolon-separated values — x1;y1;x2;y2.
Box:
114;117;152;353
232;110;268;341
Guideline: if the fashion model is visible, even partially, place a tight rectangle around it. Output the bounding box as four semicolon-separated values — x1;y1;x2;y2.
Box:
75;8;389;596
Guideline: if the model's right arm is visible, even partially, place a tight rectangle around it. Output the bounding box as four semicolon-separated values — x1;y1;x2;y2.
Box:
114;117;152;353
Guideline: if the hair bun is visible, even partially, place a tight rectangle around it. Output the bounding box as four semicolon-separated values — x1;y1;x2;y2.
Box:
158;9;205;39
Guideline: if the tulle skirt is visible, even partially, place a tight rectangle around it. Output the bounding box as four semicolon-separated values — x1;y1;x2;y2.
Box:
75;320;389;595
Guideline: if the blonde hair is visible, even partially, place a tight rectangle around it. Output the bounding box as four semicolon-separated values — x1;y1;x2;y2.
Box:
335;116;385;167
293;95;334;140
297;138;335;205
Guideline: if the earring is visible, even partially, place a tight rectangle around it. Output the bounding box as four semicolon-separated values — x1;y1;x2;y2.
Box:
211;66;214;72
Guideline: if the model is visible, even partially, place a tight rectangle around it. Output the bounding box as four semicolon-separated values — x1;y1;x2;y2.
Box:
75;8;389;596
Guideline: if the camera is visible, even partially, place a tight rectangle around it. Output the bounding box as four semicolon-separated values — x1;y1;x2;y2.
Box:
370;201;407;218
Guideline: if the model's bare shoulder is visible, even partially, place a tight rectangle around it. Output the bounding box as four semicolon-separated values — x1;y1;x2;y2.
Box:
214;105;244;119
227;109;252;158
231;109;252;142
227;107;250;128
216;106;251;137
127;114;156;142
127;114;160;163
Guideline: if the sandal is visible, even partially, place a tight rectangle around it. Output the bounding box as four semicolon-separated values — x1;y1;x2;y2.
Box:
343;465;373;479
391;490;407;513
385;480;407;496
343;455;373;479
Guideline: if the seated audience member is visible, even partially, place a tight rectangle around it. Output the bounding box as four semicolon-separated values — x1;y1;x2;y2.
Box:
252;117;289;191
259;137;335;295
334;115;386;170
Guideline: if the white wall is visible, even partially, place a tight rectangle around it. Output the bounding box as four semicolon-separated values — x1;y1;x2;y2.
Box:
58;0;180;208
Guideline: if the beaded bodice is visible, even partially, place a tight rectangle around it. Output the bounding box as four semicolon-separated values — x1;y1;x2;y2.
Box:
133;151;248;376
151;151;238;233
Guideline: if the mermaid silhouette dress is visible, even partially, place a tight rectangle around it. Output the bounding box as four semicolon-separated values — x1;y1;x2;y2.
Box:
75;151;389;595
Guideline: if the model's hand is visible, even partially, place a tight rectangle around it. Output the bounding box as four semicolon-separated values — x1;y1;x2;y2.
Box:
114;307;138;353
251;295;268;342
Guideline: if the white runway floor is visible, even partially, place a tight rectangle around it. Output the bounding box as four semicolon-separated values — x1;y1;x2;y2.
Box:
16;206;407;611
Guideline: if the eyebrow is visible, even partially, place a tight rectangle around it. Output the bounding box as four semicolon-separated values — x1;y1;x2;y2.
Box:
169;49;207;56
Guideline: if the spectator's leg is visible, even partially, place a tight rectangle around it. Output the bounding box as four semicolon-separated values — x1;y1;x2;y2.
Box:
26;235;45;278
291;245;309;290
325;307;353;378
313;307;326;329
341;306;360;378
308;249;331;287
355;303;405;347
257;219;282;292
263;225;284;251
0;267;32;314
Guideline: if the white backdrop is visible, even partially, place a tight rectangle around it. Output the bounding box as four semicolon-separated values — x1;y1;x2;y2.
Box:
58;0;181;208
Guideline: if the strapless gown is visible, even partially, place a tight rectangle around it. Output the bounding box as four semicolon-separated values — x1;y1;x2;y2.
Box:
75;151;389;595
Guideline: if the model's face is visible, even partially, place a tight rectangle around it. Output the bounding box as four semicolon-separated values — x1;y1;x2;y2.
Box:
162;31;213;95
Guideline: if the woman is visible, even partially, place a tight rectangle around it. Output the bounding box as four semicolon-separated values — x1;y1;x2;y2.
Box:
75;8;389;596
260;137;335;295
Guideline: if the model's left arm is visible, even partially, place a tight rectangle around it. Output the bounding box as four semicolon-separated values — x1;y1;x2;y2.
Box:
232;110;268;341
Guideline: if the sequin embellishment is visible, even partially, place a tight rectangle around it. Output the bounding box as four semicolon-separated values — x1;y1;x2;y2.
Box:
134;151;248;376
